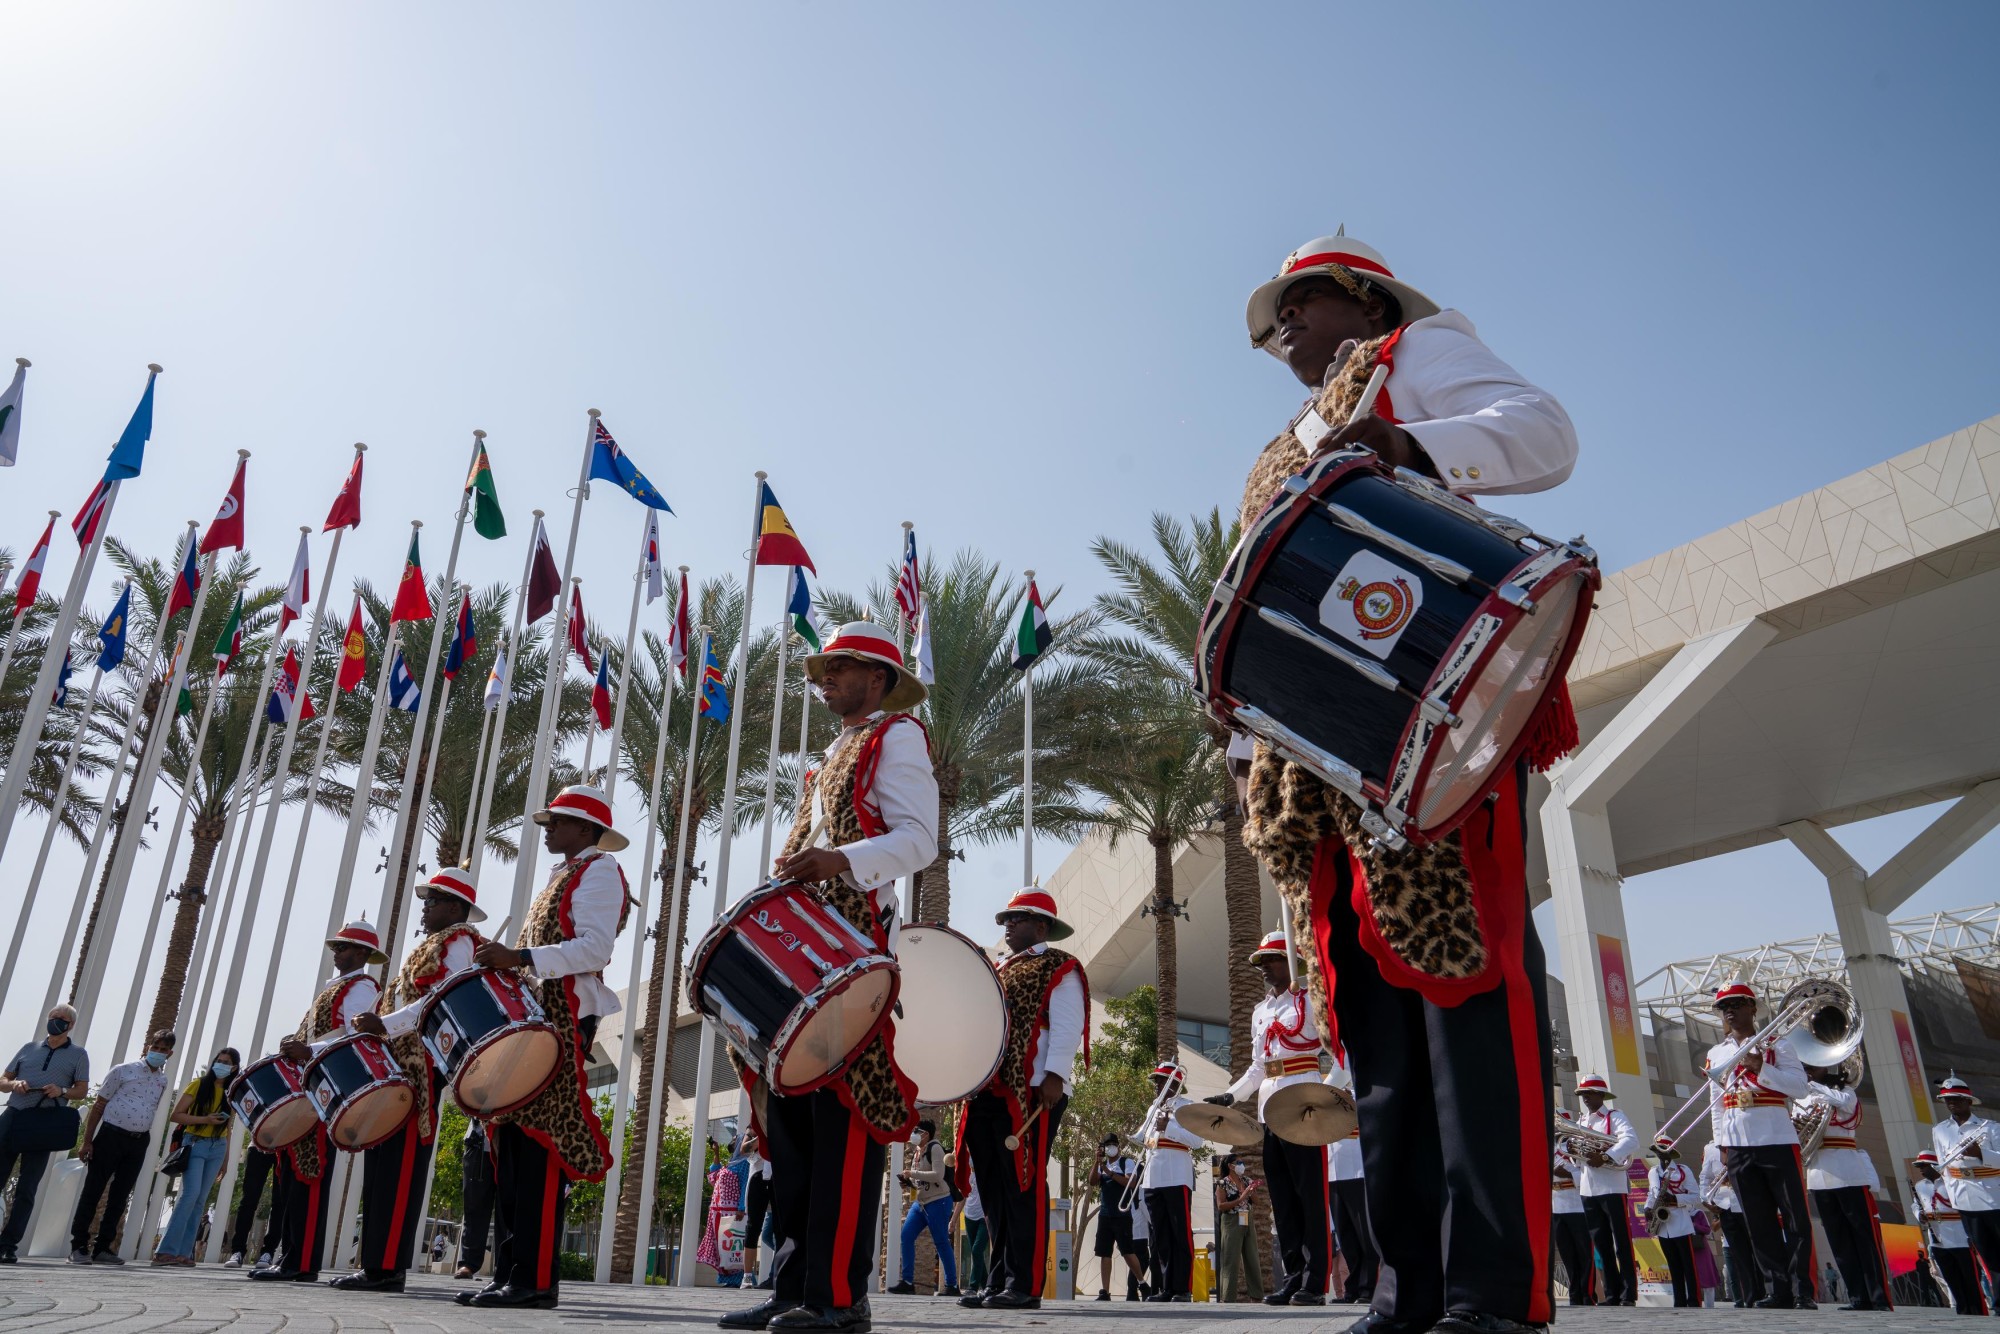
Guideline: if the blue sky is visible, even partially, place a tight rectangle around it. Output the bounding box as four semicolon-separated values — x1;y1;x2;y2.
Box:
2;4;1997;1048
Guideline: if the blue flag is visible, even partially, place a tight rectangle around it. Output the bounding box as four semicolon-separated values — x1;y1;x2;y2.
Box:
97;583;132;672
388;649;421;713
52;651;74;707
698;640;730;723
588;419;672;512
104;368;158;481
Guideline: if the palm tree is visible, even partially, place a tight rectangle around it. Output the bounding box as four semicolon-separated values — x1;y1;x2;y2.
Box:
0;554;116;849
819;551;1105;924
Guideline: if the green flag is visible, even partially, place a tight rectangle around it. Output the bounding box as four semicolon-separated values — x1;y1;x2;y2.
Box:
212;592;244;674
467;441;507;540
1012;578;1050;670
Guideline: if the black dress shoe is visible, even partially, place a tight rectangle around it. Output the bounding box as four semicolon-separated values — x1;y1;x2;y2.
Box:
1265;1287;1301;1306
1753;1297;1795;1309
1795;1300;1817;1310
1346;1313;1431;1334
769;1302;870;1332
470;1284;559;1309
957;1291;991;1308
455;1281;502;1306
1292;1292;1329;1306
1434;1312;1548;1334
984;1290;1041;1310
329;1270;405;1292
718;1297;803;1330
247;1267;300;1281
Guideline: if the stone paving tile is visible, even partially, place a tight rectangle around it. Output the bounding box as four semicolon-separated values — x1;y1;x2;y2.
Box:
0;1261;1964;1331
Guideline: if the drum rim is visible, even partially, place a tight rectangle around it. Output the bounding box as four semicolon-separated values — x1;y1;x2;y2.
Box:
689;879;876;996
445;1017;562;1117
237;1090;317;1150
227;1053;304;1101
417;964;540;1032
895;921;1011;1107
766;953;901;1098
323;1077;418;1151
300;1029;398;1080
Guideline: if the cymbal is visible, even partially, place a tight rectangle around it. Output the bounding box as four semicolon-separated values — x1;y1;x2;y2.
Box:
1173;1101;1261;1148
1263;1082;1358;1146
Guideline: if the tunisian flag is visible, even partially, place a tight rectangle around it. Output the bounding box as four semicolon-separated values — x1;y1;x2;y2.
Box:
337;595;368;692
200;457;247;555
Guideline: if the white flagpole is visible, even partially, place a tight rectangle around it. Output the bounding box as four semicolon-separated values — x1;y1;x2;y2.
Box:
2;656;105;988
604;514;653;804
461;632;501;855
0;508;57;705
0;360;158;861
1023;569;1035;888
595;578;685;1284
755;597;789;880
510;414;598;928
637;623;706;1284
469;508;545;880
677;473;766;1286
379;597;461;984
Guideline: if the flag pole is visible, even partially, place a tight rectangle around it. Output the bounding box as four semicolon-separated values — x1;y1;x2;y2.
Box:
1022;568;1035;888
0;508;57;705
638;622;707;1284
603;514;653;804
755;589;790;880
461;630;502;849
380;586;464;983
468;508;545;879
1;649;107;989
510;414;598;928
0;362;158;861
678;475;765;1286
595;577;685;1283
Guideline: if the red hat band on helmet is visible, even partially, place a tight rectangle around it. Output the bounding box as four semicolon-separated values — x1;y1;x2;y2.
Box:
1281;249;1395;281
824;632;901;663
549;790;613;828
1714;983;1757;1004
1004;890;1061;919
1917;1151;1940;1164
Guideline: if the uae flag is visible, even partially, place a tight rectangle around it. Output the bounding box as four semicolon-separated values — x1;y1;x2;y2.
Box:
524;518;561;624
467;439;506;540
337;595;368;691
9;514;54;620
213;592;244;674
277;531;310;637
391;529;434;623
200;457;247;555
1012;578;1050;670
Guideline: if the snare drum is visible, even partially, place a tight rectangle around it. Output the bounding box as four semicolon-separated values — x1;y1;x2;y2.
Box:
419;967;561;1117
688;880;898;1096
227;1055;318;1151
1198;449;1598;849
302;1033;416;1152
892;923;1007;1106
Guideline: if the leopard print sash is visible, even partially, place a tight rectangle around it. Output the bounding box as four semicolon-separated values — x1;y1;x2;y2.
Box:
384;924;483;1144
990;948;1087;1188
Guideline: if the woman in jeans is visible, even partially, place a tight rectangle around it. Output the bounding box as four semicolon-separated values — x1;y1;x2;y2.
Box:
1213;1155;1264;1302
889;1119;961;1295
152;1047;239;1265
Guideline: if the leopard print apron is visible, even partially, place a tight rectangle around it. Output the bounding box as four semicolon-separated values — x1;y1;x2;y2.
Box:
984;947;1089;1189
287;976;364;1181
383;923;483;1144
487;855;625;1181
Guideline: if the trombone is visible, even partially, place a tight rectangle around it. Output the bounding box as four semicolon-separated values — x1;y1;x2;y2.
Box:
1118;1064;1187;1212
1654;977;1863;1146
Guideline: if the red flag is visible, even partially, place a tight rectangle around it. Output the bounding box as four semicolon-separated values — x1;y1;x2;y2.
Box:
337;595;368;692
200;457;247;555
524;518;561;624
567;584;594;673
71;478;113;548
165;531;201;620
10;515;54;620
391;529;433;623
590;647;613;729
324;451;364;532
668;568;690;682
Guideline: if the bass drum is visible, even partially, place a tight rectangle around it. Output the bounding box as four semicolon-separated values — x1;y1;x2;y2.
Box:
892;923;1008;1106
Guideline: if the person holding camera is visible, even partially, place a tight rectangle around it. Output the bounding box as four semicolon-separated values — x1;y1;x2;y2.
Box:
0;1004;91;1264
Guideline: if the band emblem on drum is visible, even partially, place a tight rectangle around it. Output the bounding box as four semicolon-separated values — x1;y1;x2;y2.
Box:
751;909;800;952
1319;550;1422;657
436;1024;457;1056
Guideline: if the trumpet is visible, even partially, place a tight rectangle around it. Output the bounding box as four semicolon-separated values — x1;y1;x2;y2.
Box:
1937;1120;1992;1171
1118;1065;1186;1212
1655;977;1862;1146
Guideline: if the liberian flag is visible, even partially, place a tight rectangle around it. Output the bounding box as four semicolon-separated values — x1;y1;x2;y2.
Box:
200;457;247;555
336;595;368;692
267;644;317;724
590;644;613;729
391;529;434;623
894;525;922;624
10;514;54;620
166;530;202;620
524;517;561;625
641;511;664;605
277;531;310;637
442;591;477;680
1012;578;1050;670
668;568;690;681
567;584;593;673
72;478;114;548
483;637;508;711
754;481;814;573
388;649;420;712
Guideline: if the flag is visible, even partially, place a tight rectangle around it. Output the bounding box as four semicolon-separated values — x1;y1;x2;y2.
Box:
1012;579;1051;670
483;639;508;711
913;602;935;686
590;646;613;729
786;567;822;653
72;478;113;548
467;439;506;540
200;457;247;554
0;360;25;467
337;596;368;692
324;450;364;532
278;530;310;637
567;585;594;673
388;649;420;712
895;526;922;624
443;592;477;680
213;592;244;674
166;531;201;620
641;511;664;605
97;582;132;672
754;481;814;573
103;367;157;481
52;651;73;707
588;419;672;511
391;529;434;623
524;519;561;624
267;645;317;724
10;514;53;619
698;642;730;722
668;569;690;682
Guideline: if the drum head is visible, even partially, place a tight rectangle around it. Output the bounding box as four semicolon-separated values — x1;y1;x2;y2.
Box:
254;1097;321;1152
329;1084;416;1152
771;963;896;1095
893;925;1008;1106
455;1025;561;1116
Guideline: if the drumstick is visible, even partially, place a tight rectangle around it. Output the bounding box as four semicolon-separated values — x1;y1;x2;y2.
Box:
1348;363;1390;426
1004;1104;1047;1152
491;915;513;948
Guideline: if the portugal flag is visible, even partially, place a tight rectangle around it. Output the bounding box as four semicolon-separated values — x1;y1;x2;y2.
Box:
391;529;434;623
337;595;368;691
1012;578;1051;670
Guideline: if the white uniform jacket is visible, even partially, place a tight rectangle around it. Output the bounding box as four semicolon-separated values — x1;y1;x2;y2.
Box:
1551;1142;1585;1216
306;969;381;1055
1705;1036;1807;1148
378;932;481;1038
526;846;625;1021
1224;987;1322;1120
1934;1114;2000;1211
1801;1082;1881;1192
1139;1096;1198;1192
1325;1054;1363;1181
1915;1176;1969;1249
1573;1105;1639;1198
1646;1160;1700;1239
1699;1141;1741;1213
1013;943;1087;1096
813;711;940;946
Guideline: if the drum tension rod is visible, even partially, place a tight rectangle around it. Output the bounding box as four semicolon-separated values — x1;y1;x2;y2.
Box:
1254;605;1462;728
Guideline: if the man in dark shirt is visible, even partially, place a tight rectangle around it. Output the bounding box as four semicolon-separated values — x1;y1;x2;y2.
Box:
0;1004;91;1263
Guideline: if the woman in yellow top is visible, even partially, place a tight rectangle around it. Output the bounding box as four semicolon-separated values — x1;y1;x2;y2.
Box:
151;1047;240;1265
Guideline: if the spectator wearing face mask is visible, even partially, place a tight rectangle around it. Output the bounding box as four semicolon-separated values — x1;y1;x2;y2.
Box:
152;1047;242;1265
69;1030;177;1265
0;1004;91;1264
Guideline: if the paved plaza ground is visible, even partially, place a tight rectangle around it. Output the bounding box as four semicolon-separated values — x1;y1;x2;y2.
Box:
0;1261;1969;1332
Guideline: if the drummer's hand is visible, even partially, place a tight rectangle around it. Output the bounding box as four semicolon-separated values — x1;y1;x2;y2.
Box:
774;847;850;884
279;1038;313;1064
1035;1073;1064;1111
351;1013;387;1037
1318;412;1430;476
1203;1093;1234;1107
474;941;529;971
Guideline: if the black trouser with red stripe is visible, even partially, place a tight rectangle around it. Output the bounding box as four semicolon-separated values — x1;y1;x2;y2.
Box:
767;1084;886;1310
1331;1176;1378;1300
490;1018;595;1299
963;1090;1066;1299
273;1135;335;1277
1724;1144;1815;1304
1262;1128;1329;1296
1551;1210;1594;1304
356;1108;436;1278
1581;1193;1635;1302
1659;1232;1699;1306
1143;1185;1193;1298
1813;1185;1890;1307
1932;1245;1986;1314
